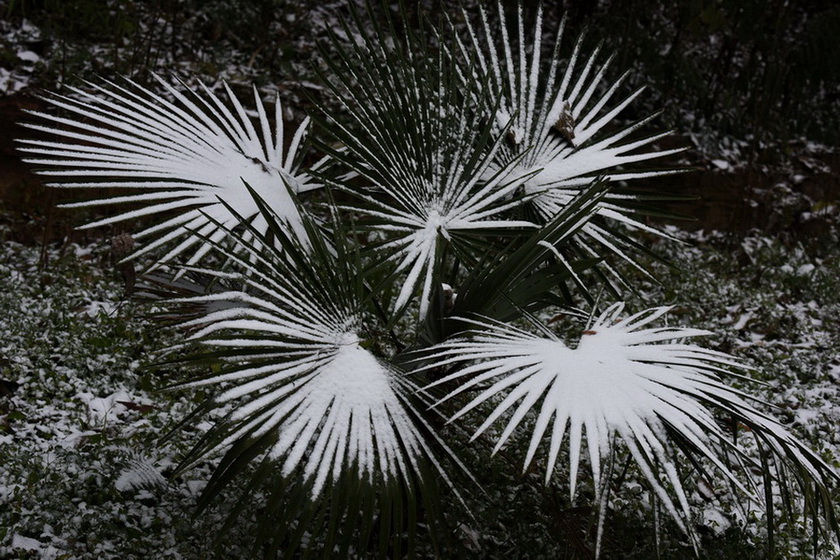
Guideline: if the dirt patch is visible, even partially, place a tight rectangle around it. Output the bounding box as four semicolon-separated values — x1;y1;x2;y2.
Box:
0;95;47;216
667;151;840;237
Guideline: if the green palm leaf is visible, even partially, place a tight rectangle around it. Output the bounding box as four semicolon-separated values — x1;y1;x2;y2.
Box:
449;3;686;287
312;6;537;320
156;193;466;556
419;179;609;348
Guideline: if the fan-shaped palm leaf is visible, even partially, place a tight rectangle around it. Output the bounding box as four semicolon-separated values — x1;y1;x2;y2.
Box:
314;7;537;319
166;207;454;500
420;303;839;546
156;196;467;555
171;230;452;497
19;76;320;268
450;3;685;284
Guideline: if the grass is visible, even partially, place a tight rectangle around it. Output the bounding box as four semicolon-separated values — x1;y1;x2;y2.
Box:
0;241;251;559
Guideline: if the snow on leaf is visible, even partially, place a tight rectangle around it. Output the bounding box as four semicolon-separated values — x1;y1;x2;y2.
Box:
320;16;536;319
355;162;535;319
18;76;320;269
115;455;167;493
188;322;428;498
421;302;837;536
169;246;447;499
450;3;683;283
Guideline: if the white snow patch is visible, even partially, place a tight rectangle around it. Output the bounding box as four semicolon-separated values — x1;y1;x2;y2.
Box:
17;50;39;63
732;312;753;331
701;507;731;536
11;534;60;558
79;300;118;317
185;479;206;496
77;389;133;424
794;408;820;425
58;429;99;449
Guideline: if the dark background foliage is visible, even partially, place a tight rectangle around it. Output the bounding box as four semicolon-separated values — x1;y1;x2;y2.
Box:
558;0;840;148
2;0;838;243
4;0;839;144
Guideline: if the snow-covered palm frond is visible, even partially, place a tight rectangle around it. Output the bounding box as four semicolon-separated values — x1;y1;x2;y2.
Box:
421;303;839;543
146;188;469;556
19;76;320;268
115;454;167;493
316;10;536;319
165;203;452;502
345;119;534;319
450;3;684;284
182;312;431;498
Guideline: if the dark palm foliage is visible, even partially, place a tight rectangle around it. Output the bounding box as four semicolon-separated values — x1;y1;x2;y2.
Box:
312;7;540;320
153;200;464;557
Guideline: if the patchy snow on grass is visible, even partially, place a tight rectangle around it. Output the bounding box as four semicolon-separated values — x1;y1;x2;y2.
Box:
0;19;42;95
643;226;840;557
0;242;251;559
1;223;838;558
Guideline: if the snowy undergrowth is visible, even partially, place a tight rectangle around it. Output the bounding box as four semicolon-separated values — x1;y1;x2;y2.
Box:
647;227;840;462
0;18;42;95
0;228;838;559
0;242;252;559
0;1;353;116
637;226;840;557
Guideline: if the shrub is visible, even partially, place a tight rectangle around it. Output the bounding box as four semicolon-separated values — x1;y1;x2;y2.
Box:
17;3;839;558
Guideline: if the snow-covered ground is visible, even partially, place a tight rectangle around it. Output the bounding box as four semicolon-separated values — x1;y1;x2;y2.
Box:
0;19;42;95
1;226;837;558
0;242;253;559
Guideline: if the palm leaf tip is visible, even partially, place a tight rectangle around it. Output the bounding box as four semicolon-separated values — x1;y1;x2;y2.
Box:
18;76;320;267
423;302;837;533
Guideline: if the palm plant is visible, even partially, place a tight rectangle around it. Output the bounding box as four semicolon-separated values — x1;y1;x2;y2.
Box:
20;2;838;558
152;203;463;557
